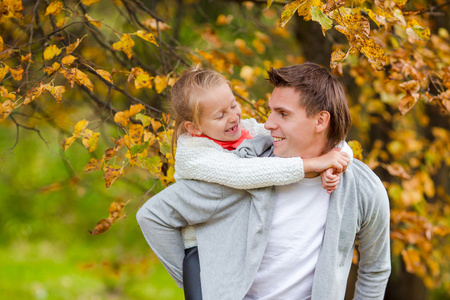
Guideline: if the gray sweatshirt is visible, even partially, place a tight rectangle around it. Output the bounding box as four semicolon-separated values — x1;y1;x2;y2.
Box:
137;137;391;299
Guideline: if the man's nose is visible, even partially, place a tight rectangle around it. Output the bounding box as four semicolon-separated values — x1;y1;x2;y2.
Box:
264;113;275;130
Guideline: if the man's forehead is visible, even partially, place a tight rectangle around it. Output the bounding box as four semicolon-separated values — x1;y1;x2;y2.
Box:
268;87;302;108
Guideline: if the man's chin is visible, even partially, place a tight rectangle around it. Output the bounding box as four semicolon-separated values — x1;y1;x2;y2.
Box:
273;148;289;158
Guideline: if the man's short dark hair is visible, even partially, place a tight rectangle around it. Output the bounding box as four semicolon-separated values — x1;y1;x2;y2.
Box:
267;62;352;153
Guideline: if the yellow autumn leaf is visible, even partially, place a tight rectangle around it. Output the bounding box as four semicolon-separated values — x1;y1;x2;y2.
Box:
108;201;125;222
103;164;123;188
252;39;265;54
45;1;63;16
82;0;100;6
44;44;62;61
330;48;348;69
0;35;3;53
114;111;128;126
66;37;84;54
72;68;94;91
154;75;167;93
85;156;105;172
89;218;112;235
0;86;16;101
0;64;10;82
406;19;431;44
151;118;162;131
112;34;135;60
61;135;77;151
398;80;420;114
45;85;66;103
129;124;144;144
23;84;45;105
235;39;254;56
216;14;233;26
0;100;17;122
74;119;89;134
135;73;153;89
10;65;23;81
61;55;77;65
360;38;386;71
56;15;68;28
348;140;363;160
44;62;61;75
240;66;257;87
130;67;144;77
84;14;102;29
142;18;172;32
280;0;320;27
20;53;34;63
135;30;158;46
128;103;145;116
82;129;100;152
96;69;113;83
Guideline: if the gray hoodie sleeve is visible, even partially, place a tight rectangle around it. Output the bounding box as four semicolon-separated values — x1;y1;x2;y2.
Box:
136;180;223;287
353;162;391;299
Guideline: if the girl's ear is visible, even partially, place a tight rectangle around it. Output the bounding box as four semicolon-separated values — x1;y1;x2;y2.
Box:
184;121;201;136
315;111;330;134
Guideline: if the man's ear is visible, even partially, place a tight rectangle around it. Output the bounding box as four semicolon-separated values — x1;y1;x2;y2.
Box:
184;121;201;136
315;111;330;134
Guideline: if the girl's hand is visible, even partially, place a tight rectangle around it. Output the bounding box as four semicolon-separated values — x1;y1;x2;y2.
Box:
321;168;342;194
303;148;349;174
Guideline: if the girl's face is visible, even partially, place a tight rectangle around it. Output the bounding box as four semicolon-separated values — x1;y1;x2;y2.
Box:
187;83;242;141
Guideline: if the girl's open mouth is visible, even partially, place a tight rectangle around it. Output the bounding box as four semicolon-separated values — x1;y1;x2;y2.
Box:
225;124;239;133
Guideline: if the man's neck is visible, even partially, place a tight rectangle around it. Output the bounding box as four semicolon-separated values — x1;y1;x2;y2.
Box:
304;171;320;178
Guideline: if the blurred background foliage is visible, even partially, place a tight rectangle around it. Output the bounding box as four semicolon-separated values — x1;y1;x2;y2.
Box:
0;0;449;299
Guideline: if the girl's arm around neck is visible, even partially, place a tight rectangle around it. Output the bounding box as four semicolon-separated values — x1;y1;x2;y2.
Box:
174;134;305;189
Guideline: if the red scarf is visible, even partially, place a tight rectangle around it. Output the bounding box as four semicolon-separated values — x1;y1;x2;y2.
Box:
198;129;253;150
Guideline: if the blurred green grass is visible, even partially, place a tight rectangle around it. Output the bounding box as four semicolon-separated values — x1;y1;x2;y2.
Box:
0;124;183;299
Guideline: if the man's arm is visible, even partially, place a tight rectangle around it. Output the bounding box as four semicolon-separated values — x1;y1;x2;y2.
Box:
354;167;391;299
136;180;223;287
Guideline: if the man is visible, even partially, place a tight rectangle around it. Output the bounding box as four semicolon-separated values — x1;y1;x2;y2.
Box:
137;62;391;299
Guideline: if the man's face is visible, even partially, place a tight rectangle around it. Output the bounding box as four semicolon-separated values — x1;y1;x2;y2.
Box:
264;87;326;158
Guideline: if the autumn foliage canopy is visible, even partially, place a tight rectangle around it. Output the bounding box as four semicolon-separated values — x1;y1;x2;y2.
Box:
0;0;449;296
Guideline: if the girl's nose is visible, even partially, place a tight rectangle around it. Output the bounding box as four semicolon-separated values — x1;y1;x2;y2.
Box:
230;112;239;122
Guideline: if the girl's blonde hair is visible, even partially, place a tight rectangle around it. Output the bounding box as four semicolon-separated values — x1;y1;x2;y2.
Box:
171;67;230;148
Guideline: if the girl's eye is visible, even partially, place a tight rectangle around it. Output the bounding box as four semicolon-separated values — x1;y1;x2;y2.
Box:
231;103;237;108
217;114;224;120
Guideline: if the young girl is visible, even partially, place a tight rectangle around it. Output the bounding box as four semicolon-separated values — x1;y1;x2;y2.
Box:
169;67;352;299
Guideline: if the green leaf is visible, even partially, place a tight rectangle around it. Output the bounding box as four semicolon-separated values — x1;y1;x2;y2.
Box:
135;113;152;127
158;140;171;155
311;6;333;35
139;156;162;175
130;141;149;156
